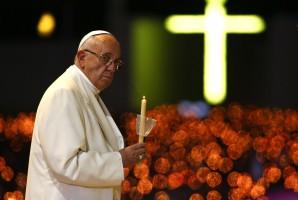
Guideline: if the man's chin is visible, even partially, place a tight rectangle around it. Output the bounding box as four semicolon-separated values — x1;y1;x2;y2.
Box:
100;79;113;90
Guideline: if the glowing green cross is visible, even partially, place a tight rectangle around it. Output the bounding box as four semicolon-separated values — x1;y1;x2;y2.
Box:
165;0;265;105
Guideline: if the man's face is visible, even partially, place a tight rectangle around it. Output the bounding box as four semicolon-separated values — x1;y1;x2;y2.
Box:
78;34;121;91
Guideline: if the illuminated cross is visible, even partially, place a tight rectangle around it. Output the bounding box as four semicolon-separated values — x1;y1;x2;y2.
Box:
165;0;265;105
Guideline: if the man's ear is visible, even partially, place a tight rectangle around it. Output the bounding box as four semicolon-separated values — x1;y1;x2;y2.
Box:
76;50;86;68
77;50;86;61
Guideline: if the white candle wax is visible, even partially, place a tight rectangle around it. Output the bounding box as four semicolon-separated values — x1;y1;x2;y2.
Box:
138;96;147;143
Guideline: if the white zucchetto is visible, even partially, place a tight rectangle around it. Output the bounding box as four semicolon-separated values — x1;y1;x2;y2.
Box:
78;30;111;49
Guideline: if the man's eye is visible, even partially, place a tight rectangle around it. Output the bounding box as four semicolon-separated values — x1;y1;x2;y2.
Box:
103;56;111;62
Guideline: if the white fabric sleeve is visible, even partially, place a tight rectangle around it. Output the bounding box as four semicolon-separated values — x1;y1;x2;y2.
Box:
38;88;124;187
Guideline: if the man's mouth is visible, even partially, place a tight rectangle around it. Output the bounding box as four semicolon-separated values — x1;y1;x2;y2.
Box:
103;73;113;79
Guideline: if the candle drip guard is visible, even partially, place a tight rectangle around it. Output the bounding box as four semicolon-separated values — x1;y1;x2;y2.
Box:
136;114;156;137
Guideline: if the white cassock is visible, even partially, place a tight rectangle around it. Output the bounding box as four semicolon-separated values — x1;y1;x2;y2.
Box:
25;65;125;200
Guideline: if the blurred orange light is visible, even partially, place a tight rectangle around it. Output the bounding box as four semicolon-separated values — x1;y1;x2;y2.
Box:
37;12;55;37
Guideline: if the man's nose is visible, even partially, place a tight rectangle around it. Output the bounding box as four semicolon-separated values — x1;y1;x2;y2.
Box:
106;62;117;72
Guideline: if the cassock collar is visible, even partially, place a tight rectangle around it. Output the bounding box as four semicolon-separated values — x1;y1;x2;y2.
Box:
71;65;100;95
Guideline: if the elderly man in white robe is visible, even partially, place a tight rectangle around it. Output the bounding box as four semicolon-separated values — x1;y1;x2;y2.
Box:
25;30;146;200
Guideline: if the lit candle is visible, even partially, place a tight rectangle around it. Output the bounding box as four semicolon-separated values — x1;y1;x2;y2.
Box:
138;96;147;143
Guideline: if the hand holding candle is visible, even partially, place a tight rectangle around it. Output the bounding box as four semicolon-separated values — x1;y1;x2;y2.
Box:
138;96;147;143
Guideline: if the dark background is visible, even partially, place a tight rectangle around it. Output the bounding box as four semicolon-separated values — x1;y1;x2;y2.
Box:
0;0;298;118
0;1;298;199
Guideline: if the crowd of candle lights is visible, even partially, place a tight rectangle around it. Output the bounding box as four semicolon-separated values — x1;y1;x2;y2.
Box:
121;103;298;200
0;112;34;200
0;103;298;200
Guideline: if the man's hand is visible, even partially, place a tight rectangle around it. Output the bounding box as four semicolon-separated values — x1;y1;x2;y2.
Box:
119;143;146;168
